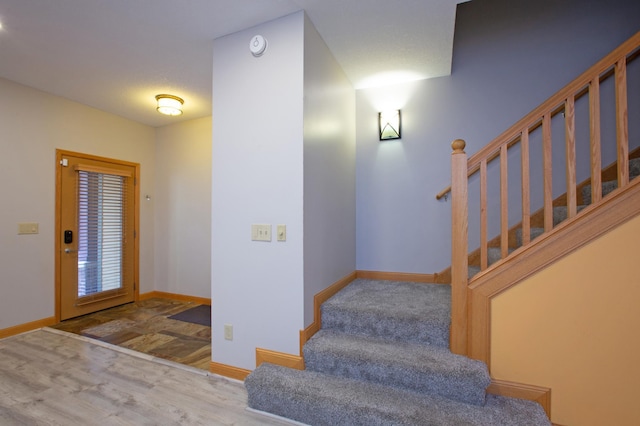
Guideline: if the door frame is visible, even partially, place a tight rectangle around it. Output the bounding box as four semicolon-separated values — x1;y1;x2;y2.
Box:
55;149;140;322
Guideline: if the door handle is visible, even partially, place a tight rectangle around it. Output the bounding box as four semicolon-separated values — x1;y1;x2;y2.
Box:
64;248;78;254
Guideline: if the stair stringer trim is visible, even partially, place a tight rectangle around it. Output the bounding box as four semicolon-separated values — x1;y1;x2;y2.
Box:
254;272;442;373
467;178;640;368
256;348;305;370
253;271;357;372
487;379;551;419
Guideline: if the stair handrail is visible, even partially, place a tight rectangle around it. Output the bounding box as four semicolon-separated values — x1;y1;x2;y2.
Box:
438;31;640;202
447;31;640;357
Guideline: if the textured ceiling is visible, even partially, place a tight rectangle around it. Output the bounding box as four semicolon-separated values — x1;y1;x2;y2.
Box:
0;0;465;127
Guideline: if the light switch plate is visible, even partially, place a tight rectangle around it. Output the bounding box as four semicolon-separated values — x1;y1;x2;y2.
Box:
277;224;286;241
251;224;271;241
18;222;39;235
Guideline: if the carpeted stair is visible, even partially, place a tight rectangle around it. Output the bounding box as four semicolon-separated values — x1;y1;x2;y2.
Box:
245;279;550;425
581;157;640;204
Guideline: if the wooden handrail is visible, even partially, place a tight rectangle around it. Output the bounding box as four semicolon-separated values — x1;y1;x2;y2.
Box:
446;31;640;360
437;31;640;201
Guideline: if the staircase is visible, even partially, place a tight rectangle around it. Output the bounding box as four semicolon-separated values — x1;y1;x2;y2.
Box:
245;279;550;425
468;156;640;279
245;32;640;425
439;31;640;359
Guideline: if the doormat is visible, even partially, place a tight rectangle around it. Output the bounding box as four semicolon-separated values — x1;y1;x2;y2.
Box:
168;305;211;327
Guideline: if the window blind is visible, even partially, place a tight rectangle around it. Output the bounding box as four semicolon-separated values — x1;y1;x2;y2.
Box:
77;170;127;298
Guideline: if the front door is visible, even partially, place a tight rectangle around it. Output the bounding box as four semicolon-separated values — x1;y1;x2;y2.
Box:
56;150;138;320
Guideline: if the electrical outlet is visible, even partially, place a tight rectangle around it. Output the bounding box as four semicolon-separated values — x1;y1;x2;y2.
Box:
224;324;233;341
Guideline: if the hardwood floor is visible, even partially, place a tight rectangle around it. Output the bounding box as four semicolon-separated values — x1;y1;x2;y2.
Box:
50;298;211;370
0;329;294;425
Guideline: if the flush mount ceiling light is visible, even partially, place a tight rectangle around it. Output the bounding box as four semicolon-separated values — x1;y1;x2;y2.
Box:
155;94;184;116
379;110;401;141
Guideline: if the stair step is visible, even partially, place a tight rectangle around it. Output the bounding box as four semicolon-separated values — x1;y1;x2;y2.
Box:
632;157;640;178
487;246;515;266
321;279;450;348
304;329;490;405
553;204;587;226
582;179;618;205
468;265;481;279
246;363;551;426
515;227;545;247
582;157;640;205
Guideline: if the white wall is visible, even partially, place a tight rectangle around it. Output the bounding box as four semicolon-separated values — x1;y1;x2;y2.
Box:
302;14;356;326
211;12;305;369
355;0;640;274
0;77;155;329
155;117;212;299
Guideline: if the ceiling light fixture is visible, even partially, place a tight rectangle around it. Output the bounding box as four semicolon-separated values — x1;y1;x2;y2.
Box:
155;94;184;116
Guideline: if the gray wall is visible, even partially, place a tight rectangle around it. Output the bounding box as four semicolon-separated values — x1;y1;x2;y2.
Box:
303;14;356;327
356;0;640;273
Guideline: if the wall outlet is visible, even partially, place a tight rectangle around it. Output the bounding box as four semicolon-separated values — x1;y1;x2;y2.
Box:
224;324;233;341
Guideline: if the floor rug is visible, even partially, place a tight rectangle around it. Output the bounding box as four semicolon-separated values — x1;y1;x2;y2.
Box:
168;304;211;327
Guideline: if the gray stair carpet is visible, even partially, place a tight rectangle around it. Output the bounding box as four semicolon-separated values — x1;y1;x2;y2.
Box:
246;279;550;424
552;204;587;226
321;279;451;348
246;363;551;426
515;227;545;248
304;329;490;406
487;246;515;266
468;265;481;279
582;157;640;205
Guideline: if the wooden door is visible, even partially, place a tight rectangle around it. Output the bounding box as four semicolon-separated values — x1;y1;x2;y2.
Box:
56;150;139;320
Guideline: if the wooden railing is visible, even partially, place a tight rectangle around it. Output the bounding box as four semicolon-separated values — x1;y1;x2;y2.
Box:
440;31;640;357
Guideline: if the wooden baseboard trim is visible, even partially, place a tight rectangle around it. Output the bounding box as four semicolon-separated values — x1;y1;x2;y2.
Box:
250;272;357;374
254;270;446;374
298;270;440;354
356;270;439;283
435;268;451;284
487;379;551;419
256;348;305;370
0;316;57;339
301;271;357;354
209;361;251;381
139;291;211;306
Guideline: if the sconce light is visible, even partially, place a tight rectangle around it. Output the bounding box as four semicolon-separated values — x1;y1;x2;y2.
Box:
155;94;184;116
379;110;401;140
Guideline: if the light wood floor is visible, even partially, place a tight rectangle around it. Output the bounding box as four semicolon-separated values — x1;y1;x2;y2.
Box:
0;329;294;425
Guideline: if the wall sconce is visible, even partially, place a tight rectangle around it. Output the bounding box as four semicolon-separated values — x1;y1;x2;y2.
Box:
155;94;184;116
379;110;401;140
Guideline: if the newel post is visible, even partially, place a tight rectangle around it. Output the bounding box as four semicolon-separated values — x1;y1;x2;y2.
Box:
450;139;469;356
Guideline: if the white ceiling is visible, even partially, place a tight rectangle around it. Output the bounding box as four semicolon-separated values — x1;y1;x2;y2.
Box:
0;0;465;127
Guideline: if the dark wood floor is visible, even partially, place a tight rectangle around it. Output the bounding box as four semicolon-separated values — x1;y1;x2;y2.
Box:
50;298;211;370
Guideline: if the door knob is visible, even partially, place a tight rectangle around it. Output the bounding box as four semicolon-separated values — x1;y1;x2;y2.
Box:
64;248;78;254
